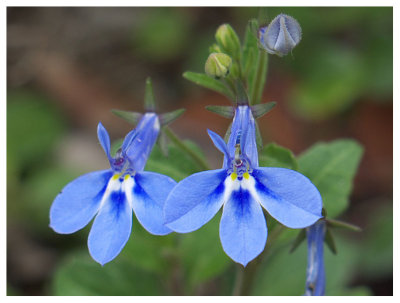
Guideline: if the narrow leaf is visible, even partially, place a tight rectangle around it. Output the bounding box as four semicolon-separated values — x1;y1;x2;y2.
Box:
251;102;276;119
205;105;234;118
183;71;234;100
111;109;142;125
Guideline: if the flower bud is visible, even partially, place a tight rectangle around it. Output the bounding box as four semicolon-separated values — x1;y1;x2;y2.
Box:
205;53;232;79
259;14;302;57
215;24;241;59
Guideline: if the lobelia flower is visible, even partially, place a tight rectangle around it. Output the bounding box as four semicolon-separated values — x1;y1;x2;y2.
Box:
305;220;326;296
50;113;176;265
163;105;322;266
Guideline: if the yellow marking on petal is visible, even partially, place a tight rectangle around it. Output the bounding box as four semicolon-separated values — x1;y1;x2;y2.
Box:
243;172;250;180
124;174;131;181
112;173;121;180
231;172;237;181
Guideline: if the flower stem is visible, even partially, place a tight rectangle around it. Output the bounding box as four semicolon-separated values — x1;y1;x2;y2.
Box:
232;224;285;295
163;126;210;171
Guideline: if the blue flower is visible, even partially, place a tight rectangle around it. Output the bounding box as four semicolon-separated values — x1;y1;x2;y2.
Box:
50;113;176;265
163;105;322;266
305;220;326;296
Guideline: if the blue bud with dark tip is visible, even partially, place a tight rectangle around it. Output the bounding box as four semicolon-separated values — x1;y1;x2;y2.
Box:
259;14;302;57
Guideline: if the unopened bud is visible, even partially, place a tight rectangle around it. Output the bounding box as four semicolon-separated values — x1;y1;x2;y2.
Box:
259;14;302;57
215;24;241;59
205;53;232;79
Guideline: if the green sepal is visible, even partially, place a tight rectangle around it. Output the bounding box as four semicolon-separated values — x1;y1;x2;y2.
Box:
235;80;250;105
325;227;337;255
111;109;142;125
158;127;169;156
159;108;185;126
183;71;235;100
251;102;276;119
205;105;234;118
326;218;362;232
144;77;156;111
255;120;263;150
224;122;232;143
289;229;306;253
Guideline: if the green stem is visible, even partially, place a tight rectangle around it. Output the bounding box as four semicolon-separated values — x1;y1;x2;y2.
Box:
250;51;268;105
233;224;285;295
163;126;210;171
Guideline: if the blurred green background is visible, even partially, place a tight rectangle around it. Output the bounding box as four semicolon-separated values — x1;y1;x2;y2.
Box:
7;7;392;295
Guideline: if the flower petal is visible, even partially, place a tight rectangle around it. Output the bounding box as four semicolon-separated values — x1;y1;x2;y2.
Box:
127;172;176;235
227;106;258;167
251;168;322;228
88;183;132;265
164;169;228;233
125;113;160;172
121;128;137;152
49;170;113;234
219;188;267;267
305;221;326;296
207;129;230;161
97;122;112;160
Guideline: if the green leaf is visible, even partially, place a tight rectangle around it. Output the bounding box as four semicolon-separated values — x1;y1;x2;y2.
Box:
252;236;362;295
120;217;175;275
298;140;363;217
179;212;231;290
7;91;65;172
357;202;393;278
145;141;206;181
52;251;163;295
259;143;298;170
183;71;234;100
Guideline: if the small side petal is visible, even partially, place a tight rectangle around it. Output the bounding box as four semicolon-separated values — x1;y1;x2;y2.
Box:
207;129;230;160
50;170;113;234
252;168;322;228
219;189;267;267
97;122;112;160
129;172;176;235
164;169;227;233
88;188;132;265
